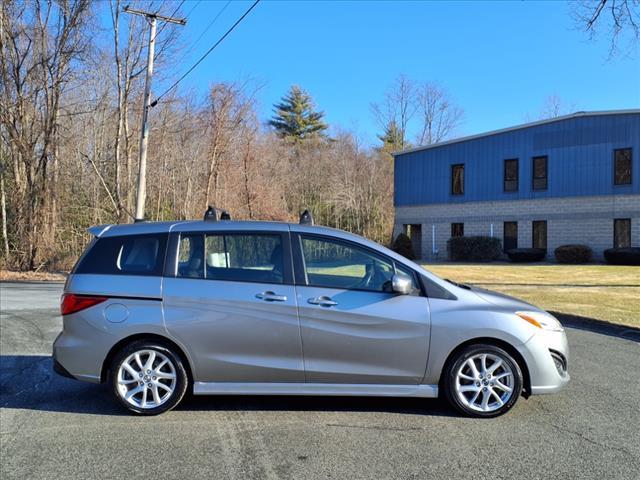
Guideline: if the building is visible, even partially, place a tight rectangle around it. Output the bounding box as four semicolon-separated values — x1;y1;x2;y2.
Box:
393;110;640;261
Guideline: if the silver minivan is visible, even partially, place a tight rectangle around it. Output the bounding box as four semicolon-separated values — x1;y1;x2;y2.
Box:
53;212;569;417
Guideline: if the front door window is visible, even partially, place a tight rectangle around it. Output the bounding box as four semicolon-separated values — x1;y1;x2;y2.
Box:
301;236;396;292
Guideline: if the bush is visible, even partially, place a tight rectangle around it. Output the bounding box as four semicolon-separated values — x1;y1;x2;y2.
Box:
392;233;416;260
554;244;592;264
603;247;640;266
506;248;546;263
447;236;502;262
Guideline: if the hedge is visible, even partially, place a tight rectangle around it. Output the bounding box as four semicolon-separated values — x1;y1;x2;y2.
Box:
391;233;416;260
603;247;640;266
506;248;546;263
554;244;592;264
447;236;502;262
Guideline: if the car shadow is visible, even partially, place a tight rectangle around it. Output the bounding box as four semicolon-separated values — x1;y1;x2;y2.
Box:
0;355;455;417
0;355;125;416
551;311;640;342
175;393;453;417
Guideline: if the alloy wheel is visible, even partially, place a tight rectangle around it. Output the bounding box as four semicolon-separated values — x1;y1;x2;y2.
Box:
454;353;514;413
116;349;177;409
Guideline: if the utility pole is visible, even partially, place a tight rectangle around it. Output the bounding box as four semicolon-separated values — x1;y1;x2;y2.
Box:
123;5;185;222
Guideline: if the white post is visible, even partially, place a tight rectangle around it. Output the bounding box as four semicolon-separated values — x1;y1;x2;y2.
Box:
134;17;156;221
124;6;186;221
490;223;494;238
432;224;436;254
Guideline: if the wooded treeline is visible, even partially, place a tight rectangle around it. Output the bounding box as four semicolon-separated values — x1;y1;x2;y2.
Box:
0;0;466;271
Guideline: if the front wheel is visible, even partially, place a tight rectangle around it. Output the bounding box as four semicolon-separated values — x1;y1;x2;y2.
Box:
109;340;189;415
443;344;523;418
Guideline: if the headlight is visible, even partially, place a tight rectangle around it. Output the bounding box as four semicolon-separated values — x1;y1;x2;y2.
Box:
515;311;564;331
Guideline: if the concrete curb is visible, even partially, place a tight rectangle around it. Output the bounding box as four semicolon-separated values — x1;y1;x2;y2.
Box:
551;311;640;342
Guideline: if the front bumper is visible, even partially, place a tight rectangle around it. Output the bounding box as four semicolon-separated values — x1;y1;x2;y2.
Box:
517;328;570;395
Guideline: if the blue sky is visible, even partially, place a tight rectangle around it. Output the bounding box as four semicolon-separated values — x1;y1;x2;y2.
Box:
144;0;639;145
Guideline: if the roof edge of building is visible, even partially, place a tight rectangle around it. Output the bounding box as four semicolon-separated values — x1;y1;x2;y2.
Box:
393;109;640;157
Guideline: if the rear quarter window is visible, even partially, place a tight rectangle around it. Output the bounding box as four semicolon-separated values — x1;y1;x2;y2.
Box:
74;233;168;276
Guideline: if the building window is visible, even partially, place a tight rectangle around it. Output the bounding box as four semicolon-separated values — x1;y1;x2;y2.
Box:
532;221;547;250
451;223;464;237
614;148;632;185
614;219;631;248
504;159;519;192
503;222;518;252
451;164;464;195
532;156;548;190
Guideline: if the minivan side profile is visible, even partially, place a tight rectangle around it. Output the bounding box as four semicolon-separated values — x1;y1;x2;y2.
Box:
53;217;569;417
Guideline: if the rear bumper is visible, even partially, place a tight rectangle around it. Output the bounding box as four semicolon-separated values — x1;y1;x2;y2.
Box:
52;356;76;380
52;329;103;384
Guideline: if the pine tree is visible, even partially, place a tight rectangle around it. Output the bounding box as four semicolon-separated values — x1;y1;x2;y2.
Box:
269;85;328;141
377;120;405;154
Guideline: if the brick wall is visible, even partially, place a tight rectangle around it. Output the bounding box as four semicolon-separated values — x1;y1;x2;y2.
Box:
394;194;640;261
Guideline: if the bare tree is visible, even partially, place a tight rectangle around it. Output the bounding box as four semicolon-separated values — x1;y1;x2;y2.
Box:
414;81;464;146
572;0;640;56
0;3;420;272
0;0;92;269
525;95;579;122
204;82;258;209
371;75;417;150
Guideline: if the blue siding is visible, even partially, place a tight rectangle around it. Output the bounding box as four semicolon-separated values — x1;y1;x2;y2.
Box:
394;113;640;206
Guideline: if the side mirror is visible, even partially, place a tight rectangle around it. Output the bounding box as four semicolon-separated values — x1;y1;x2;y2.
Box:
392;273;413;295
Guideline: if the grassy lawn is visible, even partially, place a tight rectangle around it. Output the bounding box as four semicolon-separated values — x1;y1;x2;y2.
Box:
426;264;640;328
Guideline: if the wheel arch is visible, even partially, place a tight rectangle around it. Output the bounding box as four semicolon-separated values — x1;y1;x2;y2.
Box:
438;337;532;398
101;333;194;385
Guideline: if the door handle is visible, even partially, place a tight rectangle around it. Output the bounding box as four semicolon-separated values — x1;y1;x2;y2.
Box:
256;291;287;302
308;296;338;307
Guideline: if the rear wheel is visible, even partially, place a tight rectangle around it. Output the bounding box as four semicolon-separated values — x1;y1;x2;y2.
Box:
109;340;188;415
443;344;523;418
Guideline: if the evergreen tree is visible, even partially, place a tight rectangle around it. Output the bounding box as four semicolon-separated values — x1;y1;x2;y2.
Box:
377;120;405;154
269;85;328;141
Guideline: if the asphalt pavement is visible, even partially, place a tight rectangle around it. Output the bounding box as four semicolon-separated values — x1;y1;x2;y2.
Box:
1;281;639;480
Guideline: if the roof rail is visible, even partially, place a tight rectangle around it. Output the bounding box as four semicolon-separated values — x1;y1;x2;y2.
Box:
203;206;217;222
203;206;232;222
299;209;314;225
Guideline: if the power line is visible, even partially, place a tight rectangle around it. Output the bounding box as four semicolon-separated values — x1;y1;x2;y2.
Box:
184;0;202;20
153;0;186;40
190;0;231;50
151;0;261;106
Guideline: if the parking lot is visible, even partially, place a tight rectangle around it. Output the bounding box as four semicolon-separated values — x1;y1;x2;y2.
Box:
1;282;639;480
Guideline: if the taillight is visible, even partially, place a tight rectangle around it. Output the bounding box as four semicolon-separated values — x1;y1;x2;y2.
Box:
60;294;107;316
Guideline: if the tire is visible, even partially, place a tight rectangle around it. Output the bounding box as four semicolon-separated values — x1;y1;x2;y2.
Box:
109;340;189;416
443;343;523;418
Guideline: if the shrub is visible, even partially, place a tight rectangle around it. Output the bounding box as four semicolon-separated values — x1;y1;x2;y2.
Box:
603;247;640;266
554;244;592;264
392;233;416;260
447;236;502;262
506;248;546;263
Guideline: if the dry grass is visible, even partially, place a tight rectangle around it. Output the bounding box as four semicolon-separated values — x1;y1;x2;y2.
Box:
0;270;66;282
426;264;640;328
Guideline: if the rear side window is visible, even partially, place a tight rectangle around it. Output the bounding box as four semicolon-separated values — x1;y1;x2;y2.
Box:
75;234;168;276
177;233;284;284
